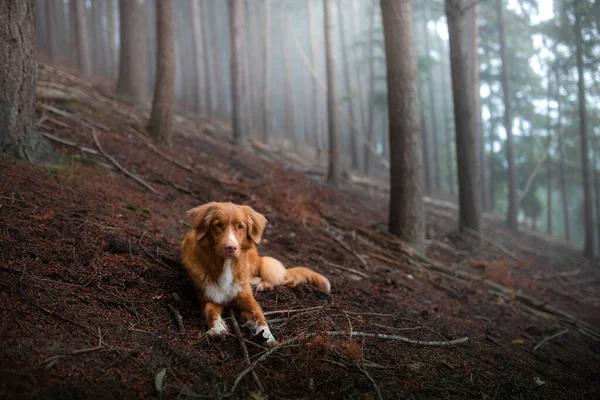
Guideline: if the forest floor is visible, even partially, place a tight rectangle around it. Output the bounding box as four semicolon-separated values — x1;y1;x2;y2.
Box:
1;63;599;400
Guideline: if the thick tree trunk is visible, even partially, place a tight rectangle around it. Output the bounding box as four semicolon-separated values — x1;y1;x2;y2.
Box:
497;0;518;230
107;0;117;80
446;0;482;232
147;0;175;146
546;81;553;235
0;0;55;163
364;1;376;174
190;0;205;114
556;87;570;242
337;0;360;170
381;0;425;252
229;0;246;144
324;0;341;187
306;0;320;153
262;0;271;143
574;0;595;257
422;12;441;191
72;0;91;79
117;0;149;105
45;1;57;61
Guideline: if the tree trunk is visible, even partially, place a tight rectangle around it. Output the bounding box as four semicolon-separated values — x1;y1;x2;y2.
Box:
324;0;341;187
364;0;376;174
117;0;149;105
422;12;441;191
190;0;205;114
282;0;296;149
446;0;482;232
546;80;553;235
574;0;595;257
210;1;225;115
438;34;455;195
496;0;518;230
556;82;570;242
229;0;246;144
107;0;117;80
73;0;91;79
593;142;600;254
147;0;175;145
337;0;360;170
381;0;425;252
0;0;55;163
262;0;271;143
199;0;213;114
420;109;432;192
306;0;320;153
45;0;57;61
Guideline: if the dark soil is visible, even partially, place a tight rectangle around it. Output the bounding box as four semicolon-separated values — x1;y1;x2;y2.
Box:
1;64;599;400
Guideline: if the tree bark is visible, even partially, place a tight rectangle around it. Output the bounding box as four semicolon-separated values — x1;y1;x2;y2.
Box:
446;0;482;232
72;0;91;79
0;0;55;163
107;0;118;80
210;1;225;115
200;0;213;115
282;0;296;149
147;0;175;145
422;11;441;191
45;0;57;61
117;0;149;105
364;0;377;174
229;0;246;144
438;34;455;195
496;0;518;230
262;0;271;143
546;80;553;235
381;0;425;252
190;0;205;114
324;0;341;187
556;80;570;242
337;0;360;170
573;0;595;257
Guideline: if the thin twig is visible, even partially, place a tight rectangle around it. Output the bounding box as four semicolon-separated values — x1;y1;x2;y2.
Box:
138;231;173;270
263;305;327;316
533;329;568;352
166;304;185;334
92;129;158;194
356;341;383;400
323;227;369;270
326;331;469;346
320;256;369;278
229;310;264;392
41;132;99;155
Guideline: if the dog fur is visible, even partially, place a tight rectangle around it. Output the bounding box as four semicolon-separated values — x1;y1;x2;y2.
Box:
181;202;330;345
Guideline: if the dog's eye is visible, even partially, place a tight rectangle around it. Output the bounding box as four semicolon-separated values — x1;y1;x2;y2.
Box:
238;224;243;230
215;222;223;229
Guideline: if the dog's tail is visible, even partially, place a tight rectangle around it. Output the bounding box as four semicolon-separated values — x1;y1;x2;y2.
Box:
260;256;330;293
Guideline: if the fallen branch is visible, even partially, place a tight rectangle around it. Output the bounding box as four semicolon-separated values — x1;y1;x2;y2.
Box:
229;310;264;393
323;227;369;270
533;329;568;352
127;127;194;173
40;103;110;132
41;132;99;155
464;228;519;261
166;304;185;334
320;256;369;278
92;129;158;194
263;305;327;317
326;331;469;346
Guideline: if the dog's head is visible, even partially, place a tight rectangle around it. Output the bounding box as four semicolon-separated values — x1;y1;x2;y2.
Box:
187;202;267;258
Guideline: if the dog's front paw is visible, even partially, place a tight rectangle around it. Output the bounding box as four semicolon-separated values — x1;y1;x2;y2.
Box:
256;281;273;292
206;317;229;337
256;325;277;346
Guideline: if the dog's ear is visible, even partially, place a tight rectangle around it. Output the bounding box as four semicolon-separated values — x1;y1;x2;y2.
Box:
187;203;216;240
241;206;267;244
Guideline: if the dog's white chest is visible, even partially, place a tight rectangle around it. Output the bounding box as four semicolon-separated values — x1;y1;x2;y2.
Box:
204;259;241;304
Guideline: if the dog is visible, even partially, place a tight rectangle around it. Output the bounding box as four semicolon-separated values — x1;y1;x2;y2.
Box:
181;202;330;345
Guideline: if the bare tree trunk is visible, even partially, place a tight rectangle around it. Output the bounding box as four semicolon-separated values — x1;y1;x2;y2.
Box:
117;0;149;105
73;0;91;79
337;0;360;170
364;0;376;174
148;0;175;145
45;1;57;61
262;0;271;143
199;0;212;114
324;0;341;187
307;0;321;156
574;0;595;257
420;109;433;192
190;0;205;114
546;80;553;235
381;0;425;251
0;0;55;163
593;142;600;254
107;0;117;80
210;1;225;115
438;34;455;195
422;11;441;191
446;0;482;232
556;84;570;242
229;0;246;144
497;0;518;230
282;0;296;149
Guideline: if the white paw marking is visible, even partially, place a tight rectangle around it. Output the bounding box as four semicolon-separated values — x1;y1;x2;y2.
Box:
204;259;242;304
246;320;277;345
206;315;228;336
256;281;268;292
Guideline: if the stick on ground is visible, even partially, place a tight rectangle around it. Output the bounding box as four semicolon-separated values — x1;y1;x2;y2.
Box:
229;310;264;393
166;304;185;334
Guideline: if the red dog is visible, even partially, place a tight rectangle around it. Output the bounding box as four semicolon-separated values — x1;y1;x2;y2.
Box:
181;202;330;345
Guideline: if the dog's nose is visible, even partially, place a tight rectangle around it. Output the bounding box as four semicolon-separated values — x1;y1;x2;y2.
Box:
224;242;238;254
